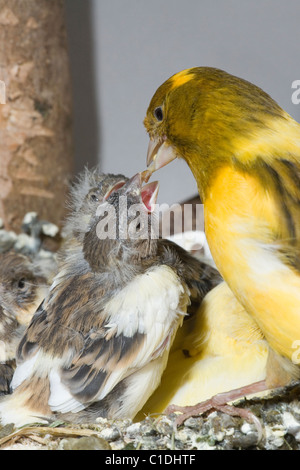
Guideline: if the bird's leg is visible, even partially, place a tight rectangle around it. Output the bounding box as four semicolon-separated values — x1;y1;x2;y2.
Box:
165;380;268;437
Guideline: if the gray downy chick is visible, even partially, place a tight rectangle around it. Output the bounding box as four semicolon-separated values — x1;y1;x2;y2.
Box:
0;172;220;426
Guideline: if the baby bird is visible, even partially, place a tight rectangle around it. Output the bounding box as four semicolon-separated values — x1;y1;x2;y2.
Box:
61;167;219;310
0;252;50;394
0;173;219;426
62;168;127;245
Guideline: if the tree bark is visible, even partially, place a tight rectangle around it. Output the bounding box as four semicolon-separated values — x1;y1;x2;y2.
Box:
0;0;73;232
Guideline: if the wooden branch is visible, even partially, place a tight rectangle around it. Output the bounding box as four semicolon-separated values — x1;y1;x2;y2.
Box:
0;0;74;232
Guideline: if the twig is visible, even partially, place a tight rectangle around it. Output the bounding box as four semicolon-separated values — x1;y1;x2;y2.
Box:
0;425;100;449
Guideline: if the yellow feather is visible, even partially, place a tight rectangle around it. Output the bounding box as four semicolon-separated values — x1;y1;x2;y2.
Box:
205;166;300;359
169;69;195;90
144;67;300;412
233;113;300;165
136;282;269;419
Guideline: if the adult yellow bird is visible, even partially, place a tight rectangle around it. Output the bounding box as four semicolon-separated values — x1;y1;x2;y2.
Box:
136;281;268;424
137;281;299;427
143;67;300;369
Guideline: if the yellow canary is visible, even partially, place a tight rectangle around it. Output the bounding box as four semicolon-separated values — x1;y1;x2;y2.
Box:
144;67;300;368
137;281;267;419
137;281;298;422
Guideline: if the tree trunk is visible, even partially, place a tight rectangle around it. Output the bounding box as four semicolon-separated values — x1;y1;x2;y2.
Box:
0;0;73;232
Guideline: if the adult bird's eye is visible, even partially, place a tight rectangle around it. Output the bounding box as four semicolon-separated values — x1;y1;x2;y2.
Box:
18;279;26;289
154;106;163;121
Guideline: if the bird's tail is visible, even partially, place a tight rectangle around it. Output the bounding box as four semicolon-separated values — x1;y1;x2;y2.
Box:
0;377;51;427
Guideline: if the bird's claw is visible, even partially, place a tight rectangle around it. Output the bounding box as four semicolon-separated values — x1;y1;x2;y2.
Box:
165;386;264;442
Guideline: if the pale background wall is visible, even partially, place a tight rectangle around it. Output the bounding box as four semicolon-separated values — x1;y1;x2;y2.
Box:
64;0;300;205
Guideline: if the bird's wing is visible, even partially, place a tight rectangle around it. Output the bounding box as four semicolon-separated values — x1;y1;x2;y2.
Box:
59;265;188;408
16;301;48;362
158;238;222;316
59;319;146;405
16;266;188;413
253;156;300;271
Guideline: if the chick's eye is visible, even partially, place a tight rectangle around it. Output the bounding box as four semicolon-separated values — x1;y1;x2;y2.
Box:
18;278;26;289
154;106;163;121
90;193;99;202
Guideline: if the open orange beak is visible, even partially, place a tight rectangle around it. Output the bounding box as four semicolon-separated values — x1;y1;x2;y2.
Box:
141;180;159;212
106;173;159;213
124;174;159;212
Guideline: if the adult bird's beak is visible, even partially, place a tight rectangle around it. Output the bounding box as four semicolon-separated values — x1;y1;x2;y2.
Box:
143;137;177;182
